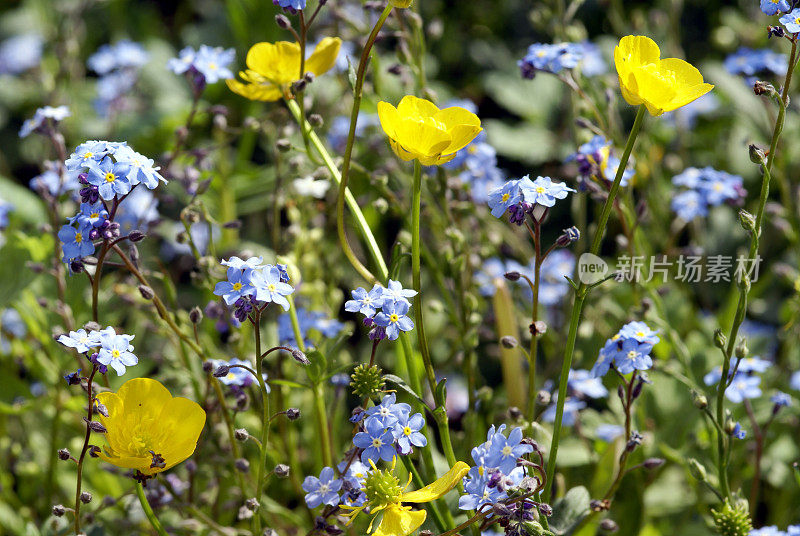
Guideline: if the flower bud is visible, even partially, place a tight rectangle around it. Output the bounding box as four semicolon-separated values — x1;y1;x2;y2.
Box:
276;138;292;152
538;503;553;517
138;285;154;300
285;407;301;420
52;504;66;517
214;365;231;377
189;306;203;324
713;329;727;350
234;428;249;442
735;338;749;359
85;419;107;433
739;210;756;232
556;226;580;247
128;230;146;242
692;390;708;409
501;336;518;349
292;349;310;365
274;463;290;478
235;458;251;473
58;448;71;461
80;492;92;504
688;458;708;482
643;458;665;469
536;390;551;406
504;271;521;281
308;114;323;128
508;406;522;420
600;519;619;532
748;144;766;165
275;14;291;29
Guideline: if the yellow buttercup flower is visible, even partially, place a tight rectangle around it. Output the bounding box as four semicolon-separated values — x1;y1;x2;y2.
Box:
94;378;206;476
614;35;714;116
377;95;482;166
343;458;470;536
227;37;342;101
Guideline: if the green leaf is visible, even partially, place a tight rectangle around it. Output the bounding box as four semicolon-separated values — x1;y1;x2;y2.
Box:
383;374;428;408
0;231;50;304
0;176;47;224
304;349;327;384
435;377;447;406
347;57;357;92
550;486;591;535
269;379;311;390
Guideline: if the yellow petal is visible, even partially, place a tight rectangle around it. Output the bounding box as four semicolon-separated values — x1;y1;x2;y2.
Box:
306;37;342;76
117;377;172;410
660;58;704;87
154;397;206;470
436;107;482;155
615;35;660;71
400;461;470;504
378;101;401;140
226;79;283;102
665;82;715;113
394;118;451;160
372;504;426;536
246;41;300;83
396;95;441;119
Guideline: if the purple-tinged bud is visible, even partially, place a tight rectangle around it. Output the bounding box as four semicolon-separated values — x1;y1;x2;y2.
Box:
600;519;619;532
274;464;290;478
292;350;309;365
138;285;154;300
58;448;71;461
556;226;580;247
88;445;101;458
52;505;66;517
538;503;553;517
78;173;89;185
128;230;146;242
286;407;301;420
80;492;92;504
235;458;250;473
214;365;231;378
643;458;665;470
504;271;521;281
85;419;107;433
275;14;291;28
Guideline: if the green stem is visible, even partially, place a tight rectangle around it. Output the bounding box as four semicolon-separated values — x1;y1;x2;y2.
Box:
543;105;646;503
335;3;394;284
715;38;796;501
411;161;438;393
252;310;270;535
136;481;169;536
527;221;542;422
284;98;387;282
287;294;333;468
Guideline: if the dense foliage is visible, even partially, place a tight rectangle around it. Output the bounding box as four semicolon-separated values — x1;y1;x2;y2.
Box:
0;1;799;535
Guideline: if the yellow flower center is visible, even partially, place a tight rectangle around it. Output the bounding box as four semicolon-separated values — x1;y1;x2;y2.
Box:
501;193;510;202
267;283;276;292
535;186;546;194
627;350;638;360
713;182;723;192
105;172;116;183
795;17;800;24
112;349;121;358
502;446;513;456
372;437;383;448
403;426;412;436
232;282;243;291
91;212;99;219
83;151;93;159
208;62;217;70
389;314;399;323
636;331;645;337
468;145;479;154
75;232;83;243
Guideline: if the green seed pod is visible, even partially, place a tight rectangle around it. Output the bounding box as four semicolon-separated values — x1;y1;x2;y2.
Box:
711;499;752;536
350;364;384;398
